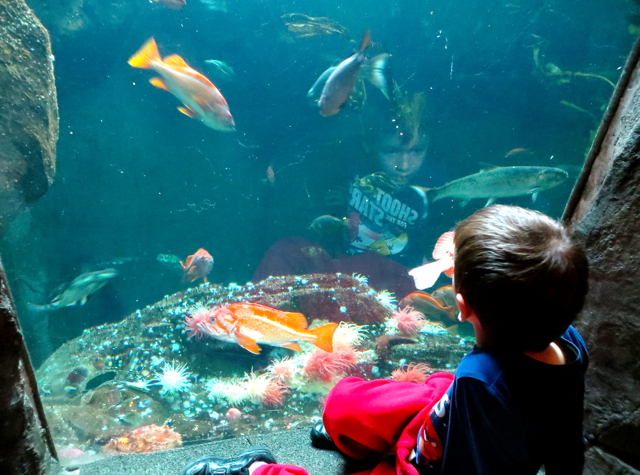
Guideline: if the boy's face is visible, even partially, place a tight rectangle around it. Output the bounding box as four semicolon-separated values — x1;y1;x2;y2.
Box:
374;132;428;187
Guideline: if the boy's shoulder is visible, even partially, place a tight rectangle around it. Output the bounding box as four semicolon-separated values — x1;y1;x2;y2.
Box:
455;326;588;386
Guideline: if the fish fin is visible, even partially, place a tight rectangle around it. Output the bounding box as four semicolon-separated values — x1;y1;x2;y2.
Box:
446;306;459;322
163;54;190;68
359;30;372;52
310;322;338;352
446;324;459;336
485;198;495;207
432;231;455;260
149;77;170;91
128;38;160;69
281;342;302;352
409;260;451;290
362;53;391;100
531;191;539;203
443;267;455;278
79;296;89;306
234;332;262;354
283;311;308;329
202;277;208;283
178;106;200;119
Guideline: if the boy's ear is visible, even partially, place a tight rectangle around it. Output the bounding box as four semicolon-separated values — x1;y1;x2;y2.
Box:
456;293;475;323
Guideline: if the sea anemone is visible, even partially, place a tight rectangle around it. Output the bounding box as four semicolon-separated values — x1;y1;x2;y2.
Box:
391;362;432;384
332;322;366;348
152;361;192;396
242;372;289;407
303;343;358;383
387;307;426;335
375;290;397;309
184;304;214;340
205;378;232;403
266;357;299;385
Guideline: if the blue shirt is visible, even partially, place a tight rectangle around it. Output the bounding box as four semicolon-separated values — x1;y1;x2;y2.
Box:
416;326;588;475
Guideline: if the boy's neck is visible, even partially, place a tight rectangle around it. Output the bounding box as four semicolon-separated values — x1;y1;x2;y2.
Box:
524;342;567;365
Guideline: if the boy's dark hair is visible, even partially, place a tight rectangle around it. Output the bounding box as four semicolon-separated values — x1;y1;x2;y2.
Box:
453;205;589;352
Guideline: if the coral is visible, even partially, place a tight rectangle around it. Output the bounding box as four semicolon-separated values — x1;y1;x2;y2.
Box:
391;363;432;384
332;321;366;348
303;343;358;383
102;424;182;453
184;304;213;339
151;361;192;396
387;307;426;335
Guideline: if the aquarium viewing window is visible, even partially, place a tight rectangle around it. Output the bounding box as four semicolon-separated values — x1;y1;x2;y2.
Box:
1;0;638;467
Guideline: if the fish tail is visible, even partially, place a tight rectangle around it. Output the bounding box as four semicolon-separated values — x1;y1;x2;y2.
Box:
309;322;339;352
360;30;372;52
408;259;451;290
362;53;391;100
128;38;160;69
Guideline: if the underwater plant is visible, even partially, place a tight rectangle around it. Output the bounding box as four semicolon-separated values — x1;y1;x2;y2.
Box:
332;321;366;348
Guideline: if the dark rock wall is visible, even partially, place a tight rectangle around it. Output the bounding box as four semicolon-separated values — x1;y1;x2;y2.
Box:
0;256;59;474
566;42;640;474
0;0;58;234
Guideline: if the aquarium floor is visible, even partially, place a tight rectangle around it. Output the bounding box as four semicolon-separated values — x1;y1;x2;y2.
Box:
69;428;345;475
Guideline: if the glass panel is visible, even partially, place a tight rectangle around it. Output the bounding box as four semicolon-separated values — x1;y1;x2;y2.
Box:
1;0;636;465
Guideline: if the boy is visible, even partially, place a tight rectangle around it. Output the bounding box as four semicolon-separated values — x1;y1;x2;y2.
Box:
185;205;589;475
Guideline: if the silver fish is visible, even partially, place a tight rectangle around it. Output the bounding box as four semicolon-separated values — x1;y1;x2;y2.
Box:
319;30;372;116
29;268;119;311
430;166;569;206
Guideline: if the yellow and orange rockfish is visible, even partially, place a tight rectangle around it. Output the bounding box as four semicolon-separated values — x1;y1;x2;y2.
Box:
128;38;235;132
198;302;338;354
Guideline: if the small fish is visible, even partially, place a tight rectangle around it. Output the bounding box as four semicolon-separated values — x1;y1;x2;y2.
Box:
408;231;455;290
266;165;275;185
204;60;235;81
198;302;338;354
29;268;119;311
307;66;336;100
429;166;569;207
128;38;235;132
281;13;350;38
319;30;372;117
504;148;533;159
152;0;186;10
399;292;458;323
181;248;214;283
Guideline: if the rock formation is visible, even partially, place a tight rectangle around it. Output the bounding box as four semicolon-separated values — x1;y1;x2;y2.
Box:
0;0;58;235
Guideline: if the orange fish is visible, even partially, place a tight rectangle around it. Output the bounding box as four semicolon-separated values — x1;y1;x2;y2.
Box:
399;291;458;323
408;231;455;290
198;302;338;354
181;248;214;283
128;38;235;132
431;285;456;307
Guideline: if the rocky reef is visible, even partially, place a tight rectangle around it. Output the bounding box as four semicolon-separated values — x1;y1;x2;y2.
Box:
0;0;58;234
36;273;472;460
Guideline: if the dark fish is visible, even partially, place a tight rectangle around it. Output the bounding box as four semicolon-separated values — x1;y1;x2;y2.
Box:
319;31;372;117
28;268;119;312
